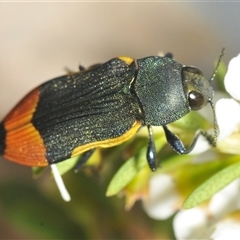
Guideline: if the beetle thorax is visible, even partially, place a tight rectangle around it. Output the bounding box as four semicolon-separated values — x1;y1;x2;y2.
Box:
133;57;190;126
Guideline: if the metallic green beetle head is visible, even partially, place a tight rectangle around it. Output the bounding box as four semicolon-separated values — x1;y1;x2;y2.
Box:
181;66;214;111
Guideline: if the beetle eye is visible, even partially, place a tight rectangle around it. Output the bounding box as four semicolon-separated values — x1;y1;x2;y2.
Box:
188;91;206;110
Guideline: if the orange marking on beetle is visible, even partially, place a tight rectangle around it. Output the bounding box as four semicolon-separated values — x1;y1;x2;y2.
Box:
4;88;40;131
4;123;47;166
71;120;142;158
118;56;134;65
3;88;48;166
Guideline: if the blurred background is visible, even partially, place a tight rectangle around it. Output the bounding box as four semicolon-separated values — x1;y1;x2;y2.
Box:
0;2;240;239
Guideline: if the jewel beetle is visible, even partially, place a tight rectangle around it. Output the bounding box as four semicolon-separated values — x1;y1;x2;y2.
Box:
0;50;224;171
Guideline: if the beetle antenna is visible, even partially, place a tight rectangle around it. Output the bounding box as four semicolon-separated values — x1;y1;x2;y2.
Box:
209;100;218;146
209;48;225;82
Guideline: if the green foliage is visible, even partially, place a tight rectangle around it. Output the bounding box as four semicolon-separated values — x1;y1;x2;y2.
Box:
106;135;166;197
183;158;240;209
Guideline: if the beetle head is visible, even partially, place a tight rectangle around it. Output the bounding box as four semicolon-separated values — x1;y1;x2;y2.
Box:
182;66;214;111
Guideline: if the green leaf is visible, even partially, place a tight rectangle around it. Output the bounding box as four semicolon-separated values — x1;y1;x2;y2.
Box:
159;154;193;173
106;155;146;197
32;166;46;178
55;155;81;175
172;111;211;132
106;135;166;196
32;156;81;177
183;161;240;209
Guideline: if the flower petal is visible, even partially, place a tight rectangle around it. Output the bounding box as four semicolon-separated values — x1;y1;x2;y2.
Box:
142;174;180;220
208;178;240;220
224;54;240;100
211;221;240;240
215;98;240;140
189;134;211;154
173;208;211;239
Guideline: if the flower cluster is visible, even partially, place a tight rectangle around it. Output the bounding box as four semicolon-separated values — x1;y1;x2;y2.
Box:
142;54;240;238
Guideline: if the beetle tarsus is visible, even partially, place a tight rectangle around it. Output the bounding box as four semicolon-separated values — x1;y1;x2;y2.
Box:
201;131;216;147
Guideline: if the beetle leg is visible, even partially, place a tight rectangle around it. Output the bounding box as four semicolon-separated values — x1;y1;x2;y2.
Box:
164;52;173;59
147;125;157;172
162;125;215;154
74;148;96;172
78;65;85;71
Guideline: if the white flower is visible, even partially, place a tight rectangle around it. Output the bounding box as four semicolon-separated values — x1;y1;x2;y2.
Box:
143;175;240;239
216;98;240;140
142;174;181;219
173;207;212;239
216;54;240;140
224;53;240;101
211;221;240;240
173;53;240;239
143;54;240;239
174;179;240;240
